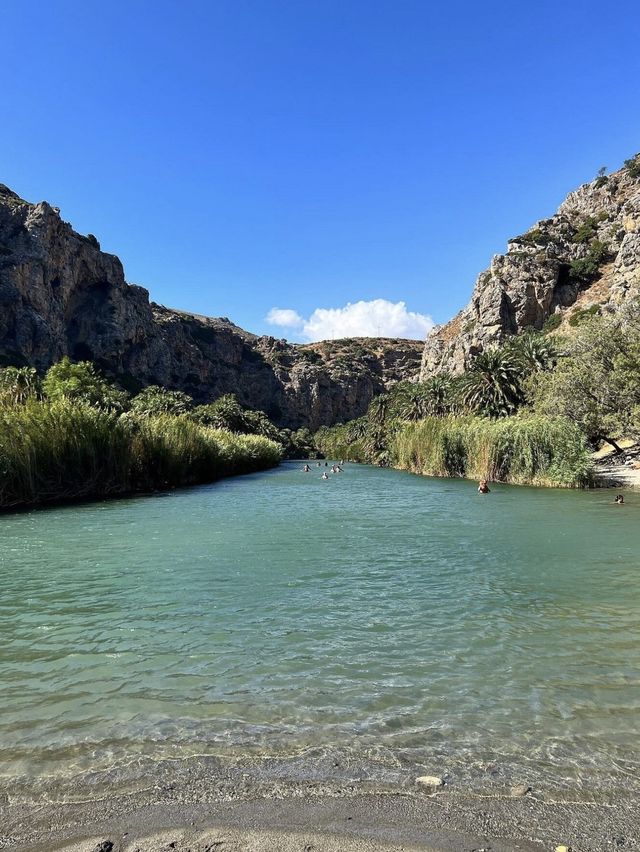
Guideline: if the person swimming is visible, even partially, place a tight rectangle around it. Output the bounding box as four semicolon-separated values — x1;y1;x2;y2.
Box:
614;493;625;504
321;472;329;480
478;479;490;494
303;464;311;472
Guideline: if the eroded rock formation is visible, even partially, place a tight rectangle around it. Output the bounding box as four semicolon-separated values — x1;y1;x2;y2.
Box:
0;184;422;429
421;158;640;378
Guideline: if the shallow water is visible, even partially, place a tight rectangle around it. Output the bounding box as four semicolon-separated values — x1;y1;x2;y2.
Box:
1;462;639;800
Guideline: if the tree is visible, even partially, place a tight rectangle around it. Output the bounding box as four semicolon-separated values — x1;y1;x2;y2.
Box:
531;302;640;451
43;357;128;412
458;349;523;418
130;385;193;417
367;394;390;425
505;331;557;374
192;394;247;431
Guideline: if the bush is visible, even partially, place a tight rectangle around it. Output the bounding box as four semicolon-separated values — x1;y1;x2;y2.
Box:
568;305;600;327
570;240;610;280
542;313;562;334
624;154;640;179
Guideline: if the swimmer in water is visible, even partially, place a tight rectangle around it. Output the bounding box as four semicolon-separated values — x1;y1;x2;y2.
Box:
321;472;329;480
614;493;625;504
303;464;311;472
478;479;490;494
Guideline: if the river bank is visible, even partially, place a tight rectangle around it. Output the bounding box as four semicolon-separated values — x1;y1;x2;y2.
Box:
2;756;637;852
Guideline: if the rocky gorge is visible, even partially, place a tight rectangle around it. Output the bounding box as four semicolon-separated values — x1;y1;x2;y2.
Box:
0;183;422;430
420;155;640;377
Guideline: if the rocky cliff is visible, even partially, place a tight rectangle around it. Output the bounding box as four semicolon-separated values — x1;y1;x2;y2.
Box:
421;155;640;378
0;184;422;429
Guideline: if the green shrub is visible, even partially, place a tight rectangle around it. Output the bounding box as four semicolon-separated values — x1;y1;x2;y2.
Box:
568;305;601;327
542;313;562;334
624;154;640;179
572;219;597;244
570;240;610;280
517;228;550;246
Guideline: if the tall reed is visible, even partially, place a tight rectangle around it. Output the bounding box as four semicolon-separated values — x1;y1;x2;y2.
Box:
392;414;592;487
0;401;281;509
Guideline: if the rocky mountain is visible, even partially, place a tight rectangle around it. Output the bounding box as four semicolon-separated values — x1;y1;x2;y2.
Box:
0;184;422;429
421;155;640;378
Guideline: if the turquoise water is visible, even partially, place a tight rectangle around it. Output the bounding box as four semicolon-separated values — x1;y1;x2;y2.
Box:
1;462;639;800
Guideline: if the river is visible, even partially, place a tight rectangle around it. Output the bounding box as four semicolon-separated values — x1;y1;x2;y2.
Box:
1;461;639;804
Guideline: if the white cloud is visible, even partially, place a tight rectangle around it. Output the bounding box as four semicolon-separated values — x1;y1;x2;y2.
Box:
266;299;433;342
266;307;304;327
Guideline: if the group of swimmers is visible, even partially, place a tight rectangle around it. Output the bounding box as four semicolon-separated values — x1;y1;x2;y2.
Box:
302;461;345;479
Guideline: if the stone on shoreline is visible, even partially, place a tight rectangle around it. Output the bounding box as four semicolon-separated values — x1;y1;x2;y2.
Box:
510;783;531;797
415;775;444;789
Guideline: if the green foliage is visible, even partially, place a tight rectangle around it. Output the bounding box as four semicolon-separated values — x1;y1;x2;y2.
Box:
568;305;600;327
458;349;523;418
542;313;562;334
623;154;640;179
517;228;550;246
504;330;557;373
531;300;640;448
570;239;610;280
572;218;597;244
0;367;41;405
130;385;193;417
0;358;285;509
0;401;133;507
314;330;564;483
193;393;246;431
393;415;592;487
43;357;129;412
0;400;281;509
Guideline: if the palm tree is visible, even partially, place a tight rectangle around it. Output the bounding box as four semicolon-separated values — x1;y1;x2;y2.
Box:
346;417;368;442
506;331;556;374
367;394;390;425
392;384;429;421
459;349;523;417
423;375;454;416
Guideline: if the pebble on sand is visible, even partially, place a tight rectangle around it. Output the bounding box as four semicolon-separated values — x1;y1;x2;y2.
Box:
415;775;444;789
510;784;531;797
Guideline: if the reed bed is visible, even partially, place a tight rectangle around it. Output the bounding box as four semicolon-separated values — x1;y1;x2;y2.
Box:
0;401;281;509
393;414;592;487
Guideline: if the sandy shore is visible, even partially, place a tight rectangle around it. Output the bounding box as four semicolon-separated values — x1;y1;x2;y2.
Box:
2;763;638;852
592;440;640;487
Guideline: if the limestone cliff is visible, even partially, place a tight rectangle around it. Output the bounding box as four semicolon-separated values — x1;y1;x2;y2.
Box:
0;184;422;429
421;156;640;378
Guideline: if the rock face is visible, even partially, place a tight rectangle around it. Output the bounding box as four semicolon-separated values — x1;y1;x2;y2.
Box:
421;157;640;378
0;183;422;429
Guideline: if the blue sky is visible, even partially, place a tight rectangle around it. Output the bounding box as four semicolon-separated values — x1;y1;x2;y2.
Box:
2;0;640;340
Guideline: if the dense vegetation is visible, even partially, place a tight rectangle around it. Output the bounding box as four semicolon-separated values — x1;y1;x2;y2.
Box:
315;303;640;488
0;359;284;509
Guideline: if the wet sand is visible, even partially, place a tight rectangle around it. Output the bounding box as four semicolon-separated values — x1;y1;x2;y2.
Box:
3;767;637;852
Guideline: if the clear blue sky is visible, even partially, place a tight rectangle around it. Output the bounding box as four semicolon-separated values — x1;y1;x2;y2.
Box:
2;0;640;340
